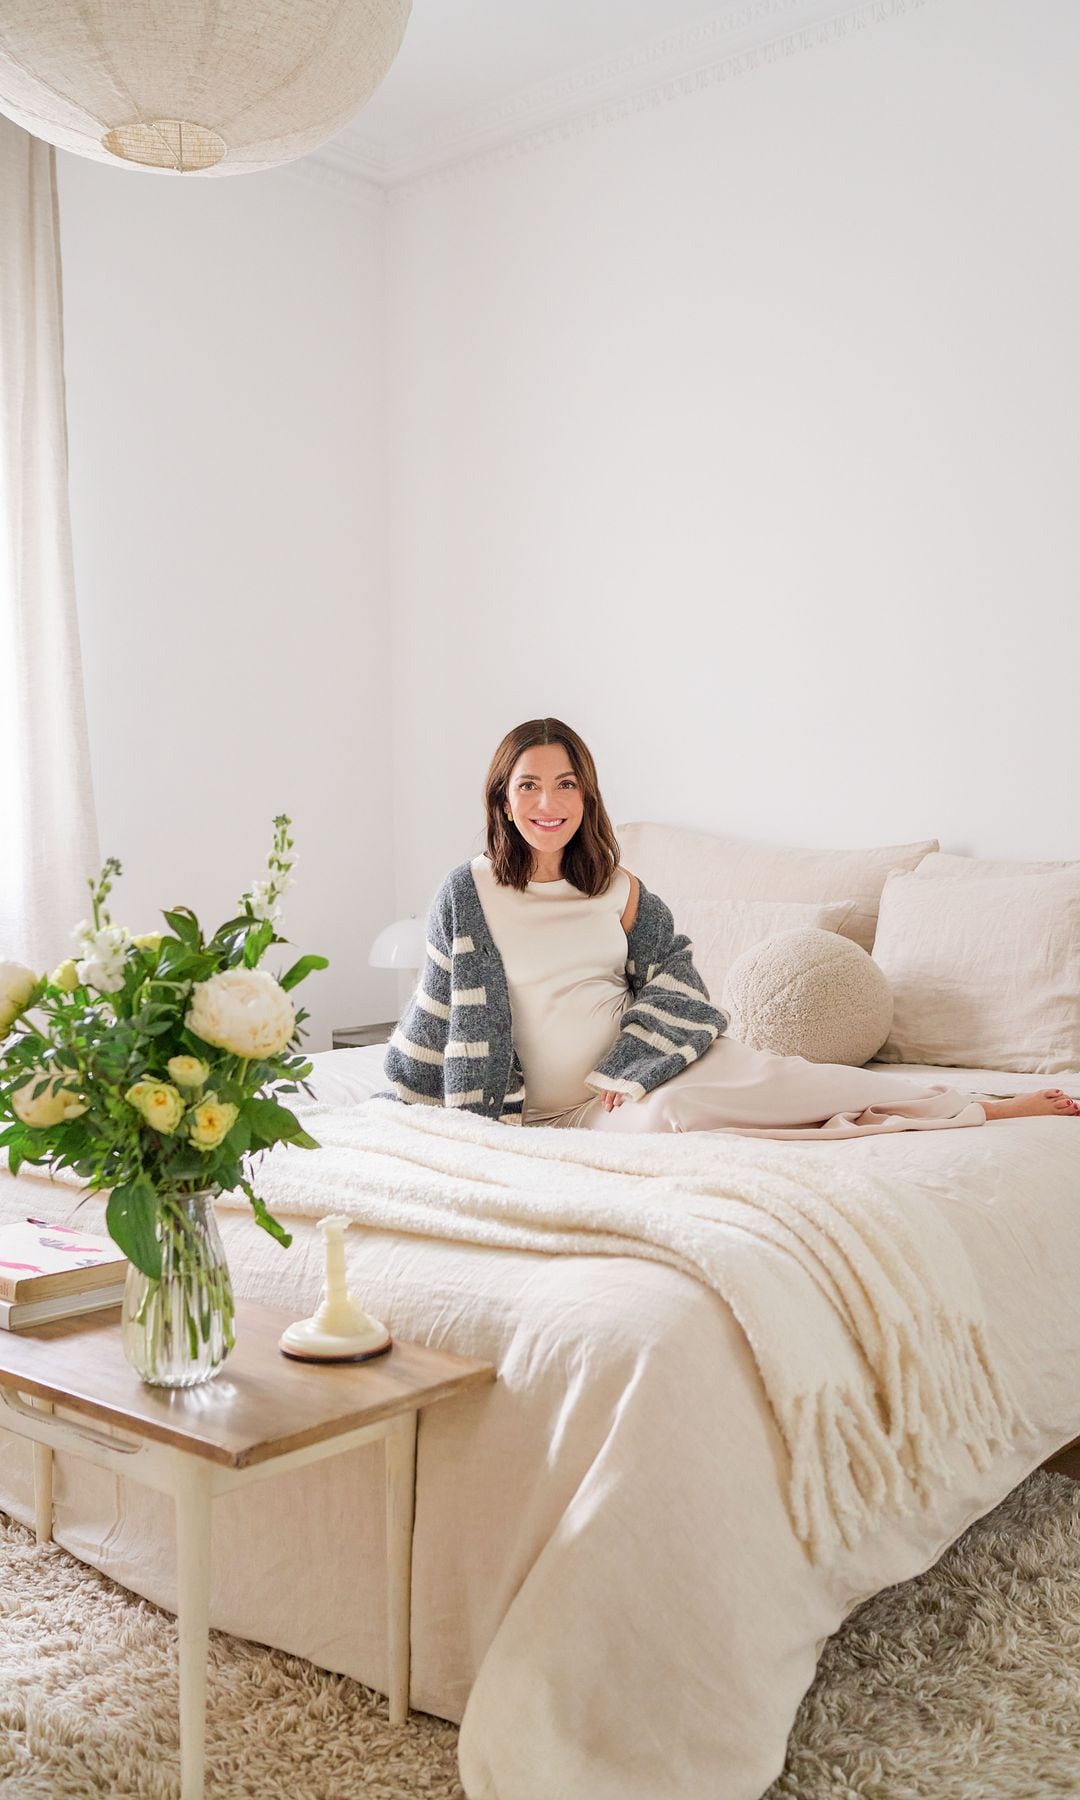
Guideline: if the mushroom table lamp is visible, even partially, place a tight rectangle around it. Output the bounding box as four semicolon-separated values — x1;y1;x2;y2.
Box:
368;916;427;972
279;1215;391;1363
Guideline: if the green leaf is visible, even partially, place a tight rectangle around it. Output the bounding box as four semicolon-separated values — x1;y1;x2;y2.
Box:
242;920;275;969
240;1180;292;1249
245;1098;320;1150
209;914;255;941
223;1115;252;1157
153;940;216;982
163;908;202;950
278;954;329;993
106;1176;162;1279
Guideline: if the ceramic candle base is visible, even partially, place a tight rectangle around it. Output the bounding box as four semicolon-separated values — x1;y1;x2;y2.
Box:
278;1315;392;1363
278;1212;393;1364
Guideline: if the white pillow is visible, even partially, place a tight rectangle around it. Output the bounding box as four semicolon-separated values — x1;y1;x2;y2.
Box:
671;896;860;1005
618;821;938;954
721;926;894;1066
872;868;1080;1073
292;1045;389;1110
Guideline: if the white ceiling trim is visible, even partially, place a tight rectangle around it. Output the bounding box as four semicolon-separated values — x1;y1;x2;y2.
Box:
294;0;929;205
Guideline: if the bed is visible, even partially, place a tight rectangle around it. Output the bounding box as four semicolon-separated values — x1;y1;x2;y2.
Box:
2;824;1079;1800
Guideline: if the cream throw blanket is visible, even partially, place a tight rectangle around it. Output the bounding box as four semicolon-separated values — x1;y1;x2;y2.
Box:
222;1097;1034;1564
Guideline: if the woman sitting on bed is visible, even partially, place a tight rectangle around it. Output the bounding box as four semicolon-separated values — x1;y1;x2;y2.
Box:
383;718;1080;1139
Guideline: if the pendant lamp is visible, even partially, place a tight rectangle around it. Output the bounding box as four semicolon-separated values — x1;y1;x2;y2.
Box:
0;0;411;176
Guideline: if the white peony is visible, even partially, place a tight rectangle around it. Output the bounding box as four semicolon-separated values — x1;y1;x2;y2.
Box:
73;922;131;995
185;968;296;1059
0;962;38;1034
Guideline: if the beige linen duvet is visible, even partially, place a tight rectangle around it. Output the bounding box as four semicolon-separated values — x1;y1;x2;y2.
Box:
0;1048;1078;1800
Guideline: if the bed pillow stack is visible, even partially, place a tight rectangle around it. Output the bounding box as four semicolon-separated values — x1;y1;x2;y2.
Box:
615;822;940;1062
669;895;861;1005
871;853;1080;1073
616;822;939;956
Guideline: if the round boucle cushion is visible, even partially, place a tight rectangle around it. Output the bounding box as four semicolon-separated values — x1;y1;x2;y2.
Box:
720;926;894;1066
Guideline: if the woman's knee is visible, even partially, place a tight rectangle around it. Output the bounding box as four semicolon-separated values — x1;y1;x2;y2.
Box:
624;1087;688;1132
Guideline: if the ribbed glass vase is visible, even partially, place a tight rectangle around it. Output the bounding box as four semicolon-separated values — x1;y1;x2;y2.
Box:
121;1190;236;1387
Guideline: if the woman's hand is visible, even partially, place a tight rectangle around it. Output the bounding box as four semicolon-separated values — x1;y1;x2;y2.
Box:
600;1090;624;1112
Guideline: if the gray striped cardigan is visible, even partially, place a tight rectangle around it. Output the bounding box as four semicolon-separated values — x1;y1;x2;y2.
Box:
380;861;729;1125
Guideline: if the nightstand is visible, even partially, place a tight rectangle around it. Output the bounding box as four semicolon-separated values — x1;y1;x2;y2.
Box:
0;1302;495;1800
332;1022;396;1049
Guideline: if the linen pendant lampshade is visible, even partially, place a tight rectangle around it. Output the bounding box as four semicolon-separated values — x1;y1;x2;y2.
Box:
0;0;411;177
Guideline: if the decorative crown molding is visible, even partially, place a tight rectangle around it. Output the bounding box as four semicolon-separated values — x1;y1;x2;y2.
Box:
302;0;930;203
285;131;388;207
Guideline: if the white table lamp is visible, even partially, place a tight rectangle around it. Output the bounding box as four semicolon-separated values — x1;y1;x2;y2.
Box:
369;917;427;971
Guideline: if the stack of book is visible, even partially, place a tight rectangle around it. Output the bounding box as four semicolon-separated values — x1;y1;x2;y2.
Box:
0;1219;127;1331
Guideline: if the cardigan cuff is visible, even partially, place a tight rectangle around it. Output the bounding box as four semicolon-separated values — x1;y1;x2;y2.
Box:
584;1071;646;1100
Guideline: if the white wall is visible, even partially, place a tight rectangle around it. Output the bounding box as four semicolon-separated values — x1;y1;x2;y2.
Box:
386;0;1080;919
57;160;397;1050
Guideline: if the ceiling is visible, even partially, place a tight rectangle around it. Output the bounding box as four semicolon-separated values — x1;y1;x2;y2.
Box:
317;0;855;188
355;0;737;143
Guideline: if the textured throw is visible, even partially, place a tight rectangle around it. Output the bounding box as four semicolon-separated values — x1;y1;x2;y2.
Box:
222;1098;1034;1564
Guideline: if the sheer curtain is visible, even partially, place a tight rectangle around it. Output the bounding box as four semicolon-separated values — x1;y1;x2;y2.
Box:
0;117;99;971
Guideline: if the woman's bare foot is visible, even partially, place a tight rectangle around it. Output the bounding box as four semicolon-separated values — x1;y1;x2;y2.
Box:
982;1089;1080;1121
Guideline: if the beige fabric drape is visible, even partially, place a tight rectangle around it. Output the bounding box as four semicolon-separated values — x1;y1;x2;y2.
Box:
0;117;98;969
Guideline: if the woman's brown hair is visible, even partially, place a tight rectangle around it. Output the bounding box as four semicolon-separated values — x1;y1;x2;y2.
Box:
483;718;621;895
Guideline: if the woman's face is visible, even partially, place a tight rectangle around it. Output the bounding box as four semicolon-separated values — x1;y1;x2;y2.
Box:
504;742;585;862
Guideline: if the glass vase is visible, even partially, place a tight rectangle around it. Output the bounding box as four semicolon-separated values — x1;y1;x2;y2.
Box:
121;1190;236;1387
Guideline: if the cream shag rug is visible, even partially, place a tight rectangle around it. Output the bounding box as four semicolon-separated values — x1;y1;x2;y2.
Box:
3;1472;1080;1798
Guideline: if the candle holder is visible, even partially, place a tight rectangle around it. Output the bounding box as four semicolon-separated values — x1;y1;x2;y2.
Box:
279;1215;392;1363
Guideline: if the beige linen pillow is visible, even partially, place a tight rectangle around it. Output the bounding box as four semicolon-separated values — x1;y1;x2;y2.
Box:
671;896;860;1004
872;868;1080;1073
721;928;894;1066
618;821;938;954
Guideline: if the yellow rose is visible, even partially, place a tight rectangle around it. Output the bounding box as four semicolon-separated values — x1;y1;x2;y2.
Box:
49;959;80;993
13;1070;86;1127
188;1094;239;1152
125;1079;185;1135
132;933;163;954
167;1055;210;1089
0;961;39;1033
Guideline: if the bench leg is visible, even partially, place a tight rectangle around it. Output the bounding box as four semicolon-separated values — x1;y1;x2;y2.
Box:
32;1403;53;1545
385;1410;418;1727
174;1455;213;1800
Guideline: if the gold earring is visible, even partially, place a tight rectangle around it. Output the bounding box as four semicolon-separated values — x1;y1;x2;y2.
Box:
504;807;512;821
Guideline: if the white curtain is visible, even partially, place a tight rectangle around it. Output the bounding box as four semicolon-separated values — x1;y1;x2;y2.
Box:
0;117;99;971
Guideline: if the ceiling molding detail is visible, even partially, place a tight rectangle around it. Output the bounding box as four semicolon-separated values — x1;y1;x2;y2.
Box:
286;133;388;207
303;0;929;202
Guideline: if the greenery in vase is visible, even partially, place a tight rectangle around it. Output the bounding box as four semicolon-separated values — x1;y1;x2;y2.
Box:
0;817;326;1356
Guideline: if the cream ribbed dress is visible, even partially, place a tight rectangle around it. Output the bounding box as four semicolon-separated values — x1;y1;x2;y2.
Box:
470;855;630;1124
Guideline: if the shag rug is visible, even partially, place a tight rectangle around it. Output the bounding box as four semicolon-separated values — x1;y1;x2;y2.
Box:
2;1472;1080;1798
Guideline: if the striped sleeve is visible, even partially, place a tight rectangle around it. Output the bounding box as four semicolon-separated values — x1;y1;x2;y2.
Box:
585;890;728;1100
382;884;454;1106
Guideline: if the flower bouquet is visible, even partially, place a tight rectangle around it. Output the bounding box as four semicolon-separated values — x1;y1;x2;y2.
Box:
0;817;326;1386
